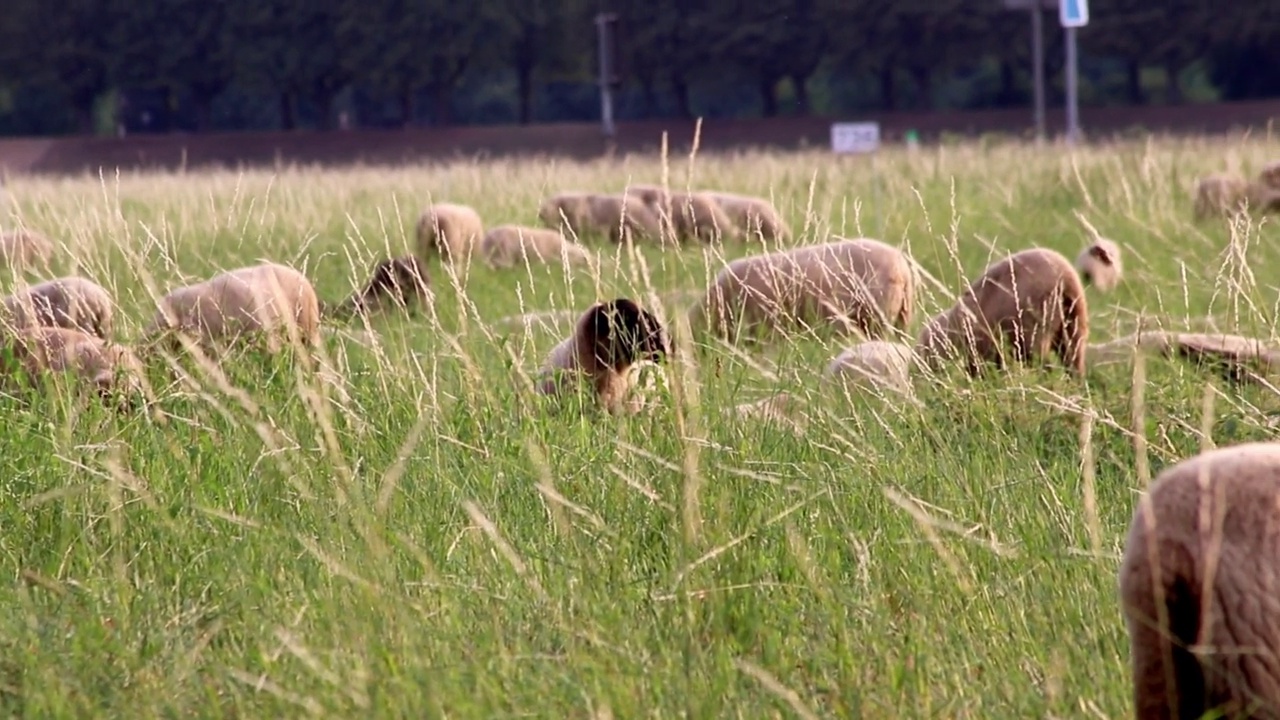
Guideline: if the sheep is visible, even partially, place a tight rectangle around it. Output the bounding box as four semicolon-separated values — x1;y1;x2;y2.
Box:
823;340;915;396
1075;237;1123;293
687;237;915;346
328;255;431;320
1;275;114;339
1118;441;1280;720
1088;330;1280;385
0;325;147;408
0;229;54;272
416;202;484;264
538;192;662;245
734;392;809;435
534;297;672;415
631;186;741;244
480;225;594;269
1260;160;1280;190
915;247;1089;377
1193;173;1249;221
142;262;322;354
1246;181;1280;216
702;191;790;242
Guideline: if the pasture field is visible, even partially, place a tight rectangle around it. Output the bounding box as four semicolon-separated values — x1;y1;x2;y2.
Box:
1;134;1279;718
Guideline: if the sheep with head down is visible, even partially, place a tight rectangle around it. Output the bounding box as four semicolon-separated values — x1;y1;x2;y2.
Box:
480;225;594;269
687;237;915;346
702;191;790;243
1;275;114;339
630;186;741;244
0;325;148;409
142;262;322;355
0;229;54;273
417;202;484;265
1088;330;1280;386
915;247;1089;377
1259;160;1280;190
535;297;672;415
823;340;915;397
328;255;431;320
1075;237;1123;293
1193;173;1249;221
538;191;662;245
1119;441;1280;720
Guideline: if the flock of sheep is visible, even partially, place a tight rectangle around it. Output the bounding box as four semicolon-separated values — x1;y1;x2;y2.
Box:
4;163;1280;718
1192;159;1280;221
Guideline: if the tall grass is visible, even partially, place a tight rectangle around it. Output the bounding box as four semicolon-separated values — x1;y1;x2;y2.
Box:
0;133;1277;717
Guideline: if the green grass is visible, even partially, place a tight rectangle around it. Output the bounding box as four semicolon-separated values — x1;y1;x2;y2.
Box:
0;133;1279;718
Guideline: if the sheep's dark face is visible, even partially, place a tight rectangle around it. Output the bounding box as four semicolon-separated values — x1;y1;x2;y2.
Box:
586;298;671;370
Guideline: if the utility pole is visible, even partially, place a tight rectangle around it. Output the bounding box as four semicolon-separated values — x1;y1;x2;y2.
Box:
594;12;619;140
1060;0;1090;145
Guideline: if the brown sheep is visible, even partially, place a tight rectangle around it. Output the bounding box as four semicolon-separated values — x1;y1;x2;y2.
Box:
1193;173;1249;221
1076;237;1123;293
142;262;322;354
535;297;672;415
480;225;594;269
1259;160;1280;190
1119;441;1280;719
328;255;431;320
915;248;1089;377
702;191;790;242
1;275;114;339
0;229;54;272
538;192;662;244
631;186;741;244
1246;182;1280;215
416;202;484;264
0;325;147;408
823;340;915;396
1088;330;1280;385
687;237;915;346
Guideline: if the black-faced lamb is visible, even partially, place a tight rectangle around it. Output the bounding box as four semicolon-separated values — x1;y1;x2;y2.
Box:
328;255;431;319
1076;237;1123;293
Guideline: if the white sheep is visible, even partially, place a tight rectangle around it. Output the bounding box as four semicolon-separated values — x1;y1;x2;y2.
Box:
1075;237;1123;293
0;325;147;409
0;229;54;272
1;275;115;338
823;340;915;396
417;203;485;264
480;225;593;269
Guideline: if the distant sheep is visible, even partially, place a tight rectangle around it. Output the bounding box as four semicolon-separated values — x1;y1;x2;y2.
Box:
1193;173;1249;221
0;230;54;272
1;275;114;338
688;237;915;345
535;297;671;415
143;262;322;354
1088;330;1280;385
703;191;790;242
0;325;147;408
1119;441;1280;719
538;192;662;245
916;247;1089;377
329;255;431;320
417;203;484;264
734;392;808;435
1075;237;1123;293
480;225;593;269
1246;181;1280;215
1260;160;1280;190
823;340;914;396
632;186;740;244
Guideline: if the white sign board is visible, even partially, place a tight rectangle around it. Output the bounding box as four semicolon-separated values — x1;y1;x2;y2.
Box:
831;122;881;154
1060;0;1088;27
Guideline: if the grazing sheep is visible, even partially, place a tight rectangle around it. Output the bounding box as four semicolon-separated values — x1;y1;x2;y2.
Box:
633;187;741;244
1076;237;1123;293
688;237;915;345
143;262;322;354
1119;442;1280;720
625;184;668;207
1193;173;1249;221
416;202;484;264
823;340;914;396
1260;160;1280;190
1;275;114;339
538;192;662;244
916;248;1089;377
329;255;431;320
480;225;593;269
1247;181;1280;215
1088;330;1280;385
0;230;54;272
0;326;146;408
702;191;790;242
734;392;808;435
535;297;672;415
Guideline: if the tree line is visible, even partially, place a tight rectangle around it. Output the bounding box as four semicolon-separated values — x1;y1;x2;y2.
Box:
0;0;1276;137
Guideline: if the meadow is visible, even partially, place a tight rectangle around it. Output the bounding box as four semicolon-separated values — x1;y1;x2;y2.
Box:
1;133;1279;718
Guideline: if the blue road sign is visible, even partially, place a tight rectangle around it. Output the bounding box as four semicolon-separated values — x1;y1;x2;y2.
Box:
1060;0;1089;27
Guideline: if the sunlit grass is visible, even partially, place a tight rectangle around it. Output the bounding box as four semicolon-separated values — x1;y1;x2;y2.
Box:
0;133;1277;717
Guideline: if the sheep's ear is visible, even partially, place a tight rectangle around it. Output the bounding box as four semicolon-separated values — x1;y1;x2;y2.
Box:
1087;243;1116;266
